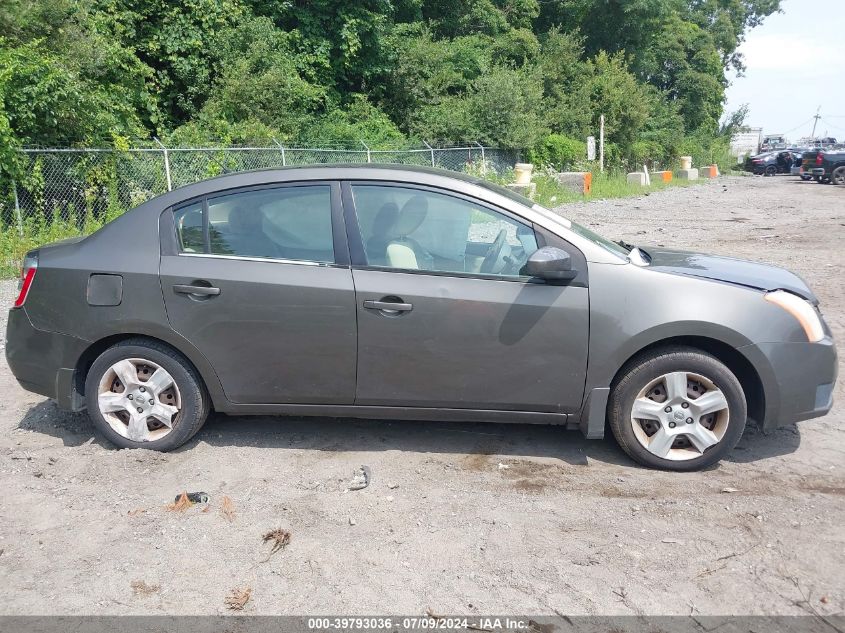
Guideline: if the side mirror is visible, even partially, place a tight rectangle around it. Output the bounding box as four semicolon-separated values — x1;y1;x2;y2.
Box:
526;246;578;281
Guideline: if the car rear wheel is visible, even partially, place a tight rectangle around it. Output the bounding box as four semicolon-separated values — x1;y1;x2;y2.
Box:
608;347;747;471
831;166;845;186
85;339;210;451
764;165;777;176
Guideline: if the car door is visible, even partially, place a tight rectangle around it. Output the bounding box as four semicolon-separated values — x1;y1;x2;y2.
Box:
159;181;357;404
344;181;590;413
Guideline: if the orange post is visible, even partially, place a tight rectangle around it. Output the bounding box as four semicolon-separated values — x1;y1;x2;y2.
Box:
584;172;592;195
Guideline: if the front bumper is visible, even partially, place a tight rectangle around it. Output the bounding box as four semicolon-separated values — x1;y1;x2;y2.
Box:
811;168;826;176
5;308;89;410
740;337;837;430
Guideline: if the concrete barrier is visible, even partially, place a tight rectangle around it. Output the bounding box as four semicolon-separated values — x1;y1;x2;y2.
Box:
655;170;673;182
507;182;537;199
702;165;719;178
678;168;699;180
556;172;592;195
627;172;648;186
514;163;533;185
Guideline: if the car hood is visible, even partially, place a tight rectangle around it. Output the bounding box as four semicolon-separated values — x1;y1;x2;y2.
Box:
643;247;817;303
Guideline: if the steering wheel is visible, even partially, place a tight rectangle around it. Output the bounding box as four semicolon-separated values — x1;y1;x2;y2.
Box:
480;229;508;274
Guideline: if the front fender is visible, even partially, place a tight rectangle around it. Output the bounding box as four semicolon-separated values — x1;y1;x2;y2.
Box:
584;261;803;393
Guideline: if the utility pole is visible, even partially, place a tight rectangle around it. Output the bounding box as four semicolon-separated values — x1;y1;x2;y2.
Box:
810;106;821;139
599;114;605;173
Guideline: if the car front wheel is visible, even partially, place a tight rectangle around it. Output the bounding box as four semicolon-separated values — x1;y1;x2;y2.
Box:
608;347;747;471
831;166;845;186
85;338;210;451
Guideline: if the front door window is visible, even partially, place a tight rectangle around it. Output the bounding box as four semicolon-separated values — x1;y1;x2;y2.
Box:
351;185;538;277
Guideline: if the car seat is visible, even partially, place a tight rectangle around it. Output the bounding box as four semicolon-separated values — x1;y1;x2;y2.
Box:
385;195;434;270
366;202;400;265
224;205;280;258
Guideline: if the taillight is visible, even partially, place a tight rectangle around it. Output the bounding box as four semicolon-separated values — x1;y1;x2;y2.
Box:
816;153;824;165
13;252;38;308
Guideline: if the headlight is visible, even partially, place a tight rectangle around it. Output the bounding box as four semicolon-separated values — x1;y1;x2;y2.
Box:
764;290;825;342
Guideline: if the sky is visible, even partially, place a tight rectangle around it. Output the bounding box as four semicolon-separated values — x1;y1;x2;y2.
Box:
723;0;845;141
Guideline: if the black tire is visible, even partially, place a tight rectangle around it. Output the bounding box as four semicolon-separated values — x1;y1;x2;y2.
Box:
813;176;822;182
608;346;747;471
85;338;210;451
764;165;777;176
800;174;812;181
831;166;845;186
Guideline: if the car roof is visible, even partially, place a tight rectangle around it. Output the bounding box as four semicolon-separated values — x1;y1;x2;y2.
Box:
113;163;627;265
164;163;539;209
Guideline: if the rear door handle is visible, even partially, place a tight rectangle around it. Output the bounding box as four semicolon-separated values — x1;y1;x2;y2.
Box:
173;284;221;297
363;299;413;313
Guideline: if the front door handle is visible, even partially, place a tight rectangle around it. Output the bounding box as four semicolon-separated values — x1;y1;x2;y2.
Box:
363;298;413;314
173;284;221;297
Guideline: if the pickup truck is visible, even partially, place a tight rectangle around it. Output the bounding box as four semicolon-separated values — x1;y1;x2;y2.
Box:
803;148;845;184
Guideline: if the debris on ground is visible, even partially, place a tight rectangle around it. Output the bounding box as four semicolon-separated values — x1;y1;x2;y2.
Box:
221;495;236;522
166;491;208;512
179;492;209;504
349;517;356;526
127;508;146;517
262;528;291;561
224;586;251;611
130;580;160;596
347;465;371;491
721;487;740;493
662;538;683;544
167;492;193;512
387;482;399;489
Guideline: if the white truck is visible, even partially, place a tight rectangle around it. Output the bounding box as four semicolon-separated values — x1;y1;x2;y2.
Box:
730;127;763;160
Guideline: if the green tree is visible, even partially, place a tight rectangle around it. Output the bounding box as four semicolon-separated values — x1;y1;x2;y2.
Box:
95;0;247;124
537;28;592;138
421;0;538;37
638;14;725;132
197;17;326;140
0;38;147;147
586;52;651;154
303;95;406;148
381;25;492;131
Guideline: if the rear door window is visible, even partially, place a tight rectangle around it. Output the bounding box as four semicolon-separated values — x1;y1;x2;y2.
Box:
175;185;335;264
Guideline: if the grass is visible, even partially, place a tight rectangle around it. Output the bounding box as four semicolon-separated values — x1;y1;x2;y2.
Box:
530;169;702;208
1;211;119;278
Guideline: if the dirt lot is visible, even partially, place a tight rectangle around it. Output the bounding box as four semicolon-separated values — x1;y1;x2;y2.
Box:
0;175;842;616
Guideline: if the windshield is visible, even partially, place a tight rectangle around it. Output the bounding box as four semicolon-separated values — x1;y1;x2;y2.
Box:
458;175;631;260
527;201;630;259
568;220;632;258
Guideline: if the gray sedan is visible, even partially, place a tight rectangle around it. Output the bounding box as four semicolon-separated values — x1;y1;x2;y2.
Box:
5;166;837;470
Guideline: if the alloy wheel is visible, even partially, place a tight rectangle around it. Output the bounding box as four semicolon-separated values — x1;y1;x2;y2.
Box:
97;358;182;442
630;371;730;461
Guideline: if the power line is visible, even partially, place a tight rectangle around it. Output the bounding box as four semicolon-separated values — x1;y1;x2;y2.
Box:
779;117;814;135
820;118;845;134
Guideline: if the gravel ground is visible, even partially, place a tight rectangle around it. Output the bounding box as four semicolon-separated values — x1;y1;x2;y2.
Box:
0;175;842;616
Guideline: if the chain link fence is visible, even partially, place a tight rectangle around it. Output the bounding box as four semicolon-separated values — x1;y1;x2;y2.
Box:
0;144;518;274
3;144;516;228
